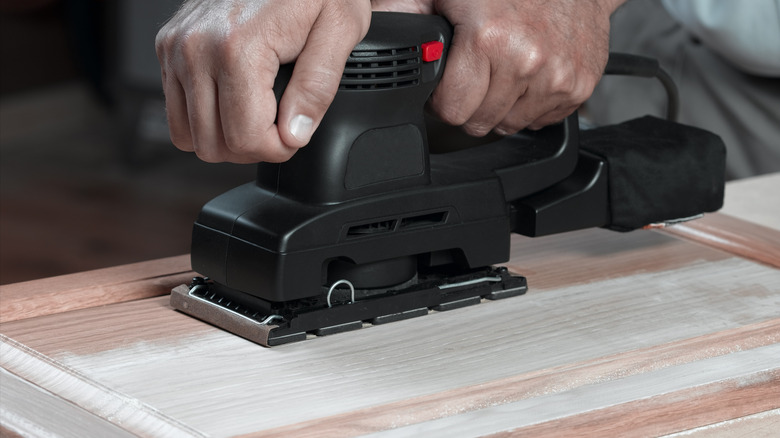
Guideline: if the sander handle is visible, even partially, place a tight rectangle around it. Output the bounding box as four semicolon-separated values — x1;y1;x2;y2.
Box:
259;11;577;205
258;12;453;204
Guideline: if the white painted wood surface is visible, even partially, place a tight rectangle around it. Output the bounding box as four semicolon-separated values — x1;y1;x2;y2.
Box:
370;344;780;437
2;174;779;437
0;368;138;438
2;236;779;436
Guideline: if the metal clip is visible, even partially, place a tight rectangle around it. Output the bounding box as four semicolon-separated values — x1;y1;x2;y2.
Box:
327;279;355;308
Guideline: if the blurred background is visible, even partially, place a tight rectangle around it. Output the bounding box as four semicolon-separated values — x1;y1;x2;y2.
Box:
0;1;255;284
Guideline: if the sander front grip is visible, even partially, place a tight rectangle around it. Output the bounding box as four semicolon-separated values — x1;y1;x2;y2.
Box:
258;11;454;204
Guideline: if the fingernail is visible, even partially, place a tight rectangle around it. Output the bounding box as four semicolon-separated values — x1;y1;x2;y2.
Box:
289;114;313;142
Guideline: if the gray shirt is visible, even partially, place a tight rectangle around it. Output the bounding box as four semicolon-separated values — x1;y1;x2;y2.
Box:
585;0;780;179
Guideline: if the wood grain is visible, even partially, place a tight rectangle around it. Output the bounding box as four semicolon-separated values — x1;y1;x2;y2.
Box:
241;319;780;437
0;255;192;323
385;349;779;437
660;213;780;269
487;356;779;438
506;226;730;291
664;409;780;438
2;176;778;436
1;368;138;438
0;335;205;437
2;252;778;436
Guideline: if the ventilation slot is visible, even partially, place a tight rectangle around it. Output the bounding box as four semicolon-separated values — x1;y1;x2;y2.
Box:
400;212;448;230
340;46;421;90
347;220;397;237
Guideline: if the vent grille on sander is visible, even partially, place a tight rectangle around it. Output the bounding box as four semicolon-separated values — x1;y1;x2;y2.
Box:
340;46;421;90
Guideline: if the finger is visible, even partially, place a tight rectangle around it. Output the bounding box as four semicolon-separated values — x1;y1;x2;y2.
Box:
492;86;561;134
462;66;528;137
526;104;580;131
277;10;370;148
497;76;588;133
428;30;491;131
371;0;434;14
162;71;194;152
184;75;230;163
217;47;297;163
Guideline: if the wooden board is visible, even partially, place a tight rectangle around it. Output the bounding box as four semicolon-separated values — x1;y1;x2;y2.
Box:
2;223;779;436
0;255;192;323
2;174;779;437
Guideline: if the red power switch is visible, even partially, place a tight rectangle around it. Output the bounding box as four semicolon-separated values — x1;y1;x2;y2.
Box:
421;41;444;62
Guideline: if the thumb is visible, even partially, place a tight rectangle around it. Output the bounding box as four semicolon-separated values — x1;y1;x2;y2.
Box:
277;11;370;148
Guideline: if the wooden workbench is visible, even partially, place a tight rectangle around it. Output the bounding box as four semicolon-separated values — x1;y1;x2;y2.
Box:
2;173;779;437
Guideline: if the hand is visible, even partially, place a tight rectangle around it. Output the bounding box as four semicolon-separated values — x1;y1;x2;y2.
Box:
155;0;371;163
372;0;624;136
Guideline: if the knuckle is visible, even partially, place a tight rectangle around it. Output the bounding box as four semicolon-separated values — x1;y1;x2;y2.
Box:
468;14;548;79
472;18;511;52
165;118;192;150
497;121;525;135
223;133;257;156
194;146;223;163
167;29;225;75
493;125;520;136
500;113;532;133
174;32;205;71
440;109;470;127
155;31;183;68
154;21;177;52
154;32;168;59
221;121;258;151
215;31;247;67
548;66;576;95
295;70;340;109
168;130;191;150
571;83;594;105
181;31;207;56
505;36;548;79
519;47;545;76
433;101;471;127
462;122;492;138
325;1;371;35
528;112;567;131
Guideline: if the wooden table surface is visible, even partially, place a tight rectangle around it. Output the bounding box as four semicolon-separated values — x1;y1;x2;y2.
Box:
2;173;779;437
